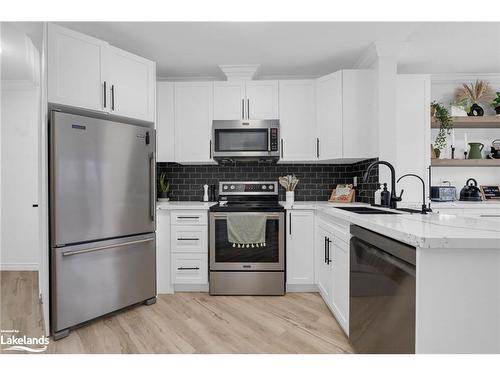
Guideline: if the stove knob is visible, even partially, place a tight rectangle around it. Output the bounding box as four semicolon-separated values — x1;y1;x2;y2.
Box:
223;185;228;190
262;185;267;190
230;185;235;190
268;185;274;190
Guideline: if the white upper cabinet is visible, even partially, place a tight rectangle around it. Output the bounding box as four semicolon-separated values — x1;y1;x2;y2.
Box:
286;210;315;286
213;81;245;120
213;80;279;120
105;46;156;122
316;71;343;160
315;70;375;161
47;23;156;122
279;80;316;162
48;23;107;112
342;70;376;160
156;82;175;162
174;82;214;164
245;80;279;120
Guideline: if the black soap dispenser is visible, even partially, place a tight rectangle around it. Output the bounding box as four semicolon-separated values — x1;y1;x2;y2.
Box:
380;183;390;207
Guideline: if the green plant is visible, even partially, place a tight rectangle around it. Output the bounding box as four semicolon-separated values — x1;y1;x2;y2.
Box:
492;92;500;109
158;172;170;193
431;101;453;152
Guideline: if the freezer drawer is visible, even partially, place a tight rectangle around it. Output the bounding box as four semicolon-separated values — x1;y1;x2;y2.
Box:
50;111;155;246
51;234;156;333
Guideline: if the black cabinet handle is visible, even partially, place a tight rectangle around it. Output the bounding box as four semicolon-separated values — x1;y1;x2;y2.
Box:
327;238;332;264
324;236;327;264
103;81;107;108
242;99;245;119
289;212;291;235
177;267;200;270
209;140;212;159
316;138;320;158
281;139;284;158
178;216;200;219
178;238;200;241
111;84;115;111
247;99;250;119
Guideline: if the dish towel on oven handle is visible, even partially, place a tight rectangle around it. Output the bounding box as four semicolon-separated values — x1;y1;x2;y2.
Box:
227;215;267;248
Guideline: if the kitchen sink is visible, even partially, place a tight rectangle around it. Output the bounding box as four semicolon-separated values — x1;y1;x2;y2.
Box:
335;206;401;215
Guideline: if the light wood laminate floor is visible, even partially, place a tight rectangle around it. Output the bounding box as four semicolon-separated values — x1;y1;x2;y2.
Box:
1;271;353;354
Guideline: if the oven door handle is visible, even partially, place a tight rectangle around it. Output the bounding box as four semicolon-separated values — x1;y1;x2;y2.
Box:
211;213;282;219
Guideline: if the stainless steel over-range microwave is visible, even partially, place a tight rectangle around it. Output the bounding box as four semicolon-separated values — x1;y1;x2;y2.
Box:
211;119;280;162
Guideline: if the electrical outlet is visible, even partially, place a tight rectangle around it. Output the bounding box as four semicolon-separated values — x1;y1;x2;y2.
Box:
353;176;358;187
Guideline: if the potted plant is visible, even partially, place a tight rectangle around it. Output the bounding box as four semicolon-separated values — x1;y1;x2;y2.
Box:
449;97;470;117
157;172;170;202
492;91;500;115
431;101;453;158
279;175;299;207
454;80;494;116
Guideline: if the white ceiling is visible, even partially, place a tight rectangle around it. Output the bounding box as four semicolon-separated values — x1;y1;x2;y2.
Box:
5;22;500;80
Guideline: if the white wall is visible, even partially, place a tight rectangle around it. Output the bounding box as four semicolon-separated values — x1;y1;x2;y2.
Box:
1;25;41;271
431;74;500;193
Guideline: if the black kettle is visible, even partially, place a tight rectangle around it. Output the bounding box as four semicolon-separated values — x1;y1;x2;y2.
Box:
459;178;482;201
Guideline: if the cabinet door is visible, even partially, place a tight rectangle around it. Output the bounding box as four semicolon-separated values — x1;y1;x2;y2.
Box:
331;235;349;333
279;80;316;162
245;80;279;120
157;82;175;162
342;70;376;159
315;224;333;302
316;71;342;160
156;208;172;293
105;46;156;122
48;23;107;112
174;82;214;163
213;81;245;120
286;210;315;285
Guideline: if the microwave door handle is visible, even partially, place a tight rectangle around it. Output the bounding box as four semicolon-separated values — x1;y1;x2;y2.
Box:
268;128;271;152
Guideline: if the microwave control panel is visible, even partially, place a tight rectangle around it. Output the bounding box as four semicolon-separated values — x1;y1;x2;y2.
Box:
270;128;279;152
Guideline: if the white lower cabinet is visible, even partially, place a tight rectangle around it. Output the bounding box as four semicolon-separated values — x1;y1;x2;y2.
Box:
172;253;208;284
156;208;172;293
315;215;350;335
170;209;209;291
286;210;315;289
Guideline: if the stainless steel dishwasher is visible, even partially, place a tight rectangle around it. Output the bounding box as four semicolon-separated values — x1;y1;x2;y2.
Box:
349;225;416;354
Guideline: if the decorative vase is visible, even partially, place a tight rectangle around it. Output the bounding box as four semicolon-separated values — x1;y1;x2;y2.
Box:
157;191;170;202
433;148;441;159
467;103;484;116
495;106;500;116
468;142;484;159
450;105;468;117
286;191;295;207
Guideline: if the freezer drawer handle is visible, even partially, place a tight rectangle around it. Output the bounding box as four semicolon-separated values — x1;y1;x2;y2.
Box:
177;267;200;270
62;238;154;257
177;238;200;241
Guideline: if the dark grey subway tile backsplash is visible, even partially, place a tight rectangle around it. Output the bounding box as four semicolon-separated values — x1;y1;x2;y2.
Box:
157;158;378;204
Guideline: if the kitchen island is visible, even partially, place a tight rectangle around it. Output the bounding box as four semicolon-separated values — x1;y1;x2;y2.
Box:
285;201;500;354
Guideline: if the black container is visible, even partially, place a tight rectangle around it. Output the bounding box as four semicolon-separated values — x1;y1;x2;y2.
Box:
459;178;482;201
467;103;484;116
380;183;390;207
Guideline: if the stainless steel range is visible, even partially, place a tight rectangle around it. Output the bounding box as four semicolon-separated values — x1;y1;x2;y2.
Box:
209;182;285;295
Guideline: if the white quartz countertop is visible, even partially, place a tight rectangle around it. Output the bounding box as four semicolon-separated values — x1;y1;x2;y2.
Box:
284;201;500;249
157;201;217;210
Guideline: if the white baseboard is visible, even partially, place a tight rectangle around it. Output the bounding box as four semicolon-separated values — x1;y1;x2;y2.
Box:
286;283;318;293
0;263;39;271
174;284;209;292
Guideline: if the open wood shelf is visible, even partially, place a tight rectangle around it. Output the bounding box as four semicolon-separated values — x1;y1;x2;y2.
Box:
431;159;500;167
431;116;500;129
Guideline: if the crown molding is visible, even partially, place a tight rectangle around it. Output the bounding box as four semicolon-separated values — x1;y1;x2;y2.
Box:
218;64;260;81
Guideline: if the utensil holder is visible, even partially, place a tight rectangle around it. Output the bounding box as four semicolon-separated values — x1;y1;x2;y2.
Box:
286;191;295;207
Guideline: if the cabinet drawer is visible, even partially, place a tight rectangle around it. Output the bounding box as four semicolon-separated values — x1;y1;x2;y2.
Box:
172;253;208;284
317;214;350;243
171;225;208;253
171;211;207;225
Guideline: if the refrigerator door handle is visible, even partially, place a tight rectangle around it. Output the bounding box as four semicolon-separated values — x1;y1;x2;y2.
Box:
149;152;155;221
62;238;154;257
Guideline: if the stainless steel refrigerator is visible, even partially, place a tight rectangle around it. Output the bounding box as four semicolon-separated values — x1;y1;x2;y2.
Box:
49;111;156;340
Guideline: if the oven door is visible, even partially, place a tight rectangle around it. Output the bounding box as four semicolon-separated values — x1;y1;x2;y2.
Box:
209;212;285;271
212;120;280;160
